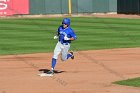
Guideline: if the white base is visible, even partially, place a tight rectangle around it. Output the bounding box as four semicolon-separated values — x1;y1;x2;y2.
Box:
38;73;53;77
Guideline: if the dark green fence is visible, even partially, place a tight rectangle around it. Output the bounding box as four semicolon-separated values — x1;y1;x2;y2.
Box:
29;0;117;14
117;0;140;14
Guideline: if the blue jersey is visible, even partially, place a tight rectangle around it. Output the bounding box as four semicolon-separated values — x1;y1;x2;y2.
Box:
57;25;76;44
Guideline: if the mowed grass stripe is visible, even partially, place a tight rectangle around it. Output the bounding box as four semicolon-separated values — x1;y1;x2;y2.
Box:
0;17;140;55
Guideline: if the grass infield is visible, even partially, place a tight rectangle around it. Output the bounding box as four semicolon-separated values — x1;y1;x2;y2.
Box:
0;17;140;55
114;77;140;87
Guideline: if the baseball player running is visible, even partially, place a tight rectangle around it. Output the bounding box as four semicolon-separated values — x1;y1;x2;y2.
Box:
45;18;77;76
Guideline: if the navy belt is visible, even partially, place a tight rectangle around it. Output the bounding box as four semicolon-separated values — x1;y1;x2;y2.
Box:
59;41;69;45
62;43;68;45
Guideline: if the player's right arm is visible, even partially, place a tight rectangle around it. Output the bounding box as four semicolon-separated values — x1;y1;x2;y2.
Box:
54;26;61;39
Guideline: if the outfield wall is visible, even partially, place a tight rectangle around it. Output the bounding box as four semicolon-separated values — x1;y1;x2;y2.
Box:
72;0;117;13
29;0;68;14
29;0;117;14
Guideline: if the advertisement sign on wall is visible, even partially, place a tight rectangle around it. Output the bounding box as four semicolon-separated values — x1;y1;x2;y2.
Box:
0;0;29;16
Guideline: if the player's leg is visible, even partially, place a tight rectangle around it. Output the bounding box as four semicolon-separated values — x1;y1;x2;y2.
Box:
39;42;62;76
67;51;74;59
61;44;73;61
51;42;62;71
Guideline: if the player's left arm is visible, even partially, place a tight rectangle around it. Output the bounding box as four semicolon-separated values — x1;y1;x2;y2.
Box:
64;30;76;41
69;31;76;41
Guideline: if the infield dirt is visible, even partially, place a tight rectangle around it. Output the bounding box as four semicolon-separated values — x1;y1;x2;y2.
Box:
0;48;140;93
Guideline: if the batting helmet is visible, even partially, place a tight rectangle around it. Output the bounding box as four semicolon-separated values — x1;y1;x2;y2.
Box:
62;18;70;26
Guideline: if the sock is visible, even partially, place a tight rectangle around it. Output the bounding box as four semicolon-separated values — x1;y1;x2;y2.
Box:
51;58;56;70
67;53;72;59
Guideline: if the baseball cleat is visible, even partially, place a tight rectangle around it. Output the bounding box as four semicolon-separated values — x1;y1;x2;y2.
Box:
70;51;74;59
46;70;54;74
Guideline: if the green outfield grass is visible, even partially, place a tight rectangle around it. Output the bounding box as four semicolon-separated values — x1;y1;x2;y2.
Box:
114;77;140;87
0;17;140;55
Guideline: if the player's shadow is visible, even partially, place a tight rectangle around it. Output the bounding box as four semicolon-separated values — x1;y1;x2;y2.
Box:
38;69;66;74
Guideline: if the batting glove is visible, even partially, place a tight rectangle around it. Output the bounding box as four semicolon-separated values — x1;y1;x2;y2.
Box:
54;36;58;39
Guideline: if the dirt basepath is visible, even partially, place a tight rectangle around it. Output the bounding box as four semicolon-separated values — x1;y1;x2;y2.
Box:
0;48;140;93
1;14;140;19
